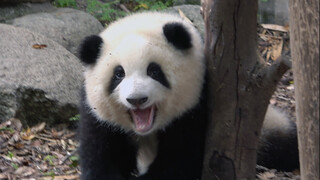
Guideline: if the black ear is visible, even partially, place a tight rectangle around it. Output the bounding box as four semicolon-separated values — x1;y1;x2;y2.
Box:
79;35;103;65
163;22;192;50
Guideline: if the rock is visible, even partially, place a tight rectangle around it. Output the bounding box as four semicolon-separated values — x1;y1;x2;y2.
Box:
0;2;57;23
164;5;205;38
0;0;50;6
12;8;104;56
173;0;200;5
0;24;83;126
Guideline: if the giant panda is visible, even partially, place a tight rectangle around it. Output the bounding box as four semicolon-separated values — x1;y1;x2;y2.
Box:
78;12;298;180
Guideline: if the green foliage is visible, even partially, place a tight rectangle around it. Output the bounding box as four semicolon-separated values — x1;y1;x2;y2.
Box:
44;155;56;166
87;0;126;23
43;171;56;178
134;0;173;11
53;0;77;8
7;151;19;169
69;114;80;121
52;0;174;24
0;127;14;133
69;155;79;168
11;163;19;170
7;151;14;159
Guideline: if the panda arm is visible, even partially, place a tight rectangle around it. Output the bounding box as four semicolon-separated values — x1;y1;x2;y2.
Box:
137;106;206;180
78;90;137;180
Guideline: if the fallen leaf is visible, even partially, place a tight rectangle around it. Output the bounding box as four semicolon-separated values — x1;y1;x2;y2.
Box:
21;134;35;141
178;9;193;25
32;44;47;49
261;24;289;32
271;38;283;61
21;125;43;141
31;122;46;133
41;175;79;180
14;166;36;177
14;143;24;149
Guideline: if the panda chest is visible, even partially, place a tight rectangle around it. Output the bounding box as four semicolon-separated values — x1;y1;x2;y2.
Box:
134;135;158;177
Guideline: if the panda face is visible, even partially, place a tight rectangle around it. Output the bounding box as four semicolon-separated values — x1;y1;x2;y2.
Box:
114;62;169;134
80;12;204;135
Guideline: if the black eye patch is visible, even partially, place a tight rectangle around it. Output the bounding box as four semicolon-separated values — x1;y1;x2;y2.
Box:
109;65;125;94
147;62;170;89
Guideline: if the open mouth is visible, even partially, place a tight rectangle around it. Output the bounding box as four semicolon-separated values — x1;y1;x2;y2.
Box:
129;105;156;134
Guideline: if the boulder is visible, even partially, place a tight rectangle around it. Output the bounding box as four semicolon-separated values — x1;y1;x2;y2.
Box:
0;2;57;23
12;8;104;56
1;0;49;4
0;24;83;126
164;5;205;38
173;0;200;5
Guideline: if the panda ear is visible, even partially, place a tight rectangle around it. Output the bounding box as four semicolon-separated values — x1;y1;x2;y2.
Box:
79;35;103;65
163;22;192;50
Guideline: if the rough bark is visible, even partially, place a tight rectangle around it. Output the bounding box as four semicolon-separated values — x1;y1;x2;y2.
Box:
289;1;319;180
201;0;290;179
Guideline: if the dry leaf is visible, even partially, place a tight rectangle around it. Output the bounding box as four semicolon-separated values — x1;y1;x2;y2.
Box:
261;24;289;32
21;128;35;141
178;9;193;25
266;48;272;61
14;143;24;149
32;44;47;49
21;134;35;141
41;175;79;180
31;122;46;133
51;129;65;139
14;166;36;177
271;38;283;61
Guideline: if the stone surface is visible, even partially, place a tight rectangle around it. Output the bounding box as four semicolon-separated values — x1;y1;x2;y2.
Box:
0;24;83;126
0;0;50;5
164;5;205;38
0;2;57;23
12;8;104;56
173;0;200;5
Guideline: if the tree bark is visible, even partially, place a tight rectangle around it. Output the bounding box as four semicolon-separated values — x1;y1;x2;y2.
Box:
201;0;290;179
289;1;319;180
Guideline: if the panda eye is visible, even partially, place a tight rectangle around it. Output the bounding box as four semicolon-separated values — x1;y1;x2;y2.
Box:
147;63;161;78
113;65;125;80
147;62;170;88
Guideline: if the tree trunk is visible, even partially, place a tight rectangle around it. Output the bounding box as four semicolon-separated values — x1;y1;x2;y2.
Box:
201;0;290;179
289;1;319;180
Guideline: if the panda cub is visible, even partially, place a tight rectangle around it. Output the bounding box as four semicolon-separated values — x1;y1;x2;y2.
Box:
78;12;298;180
78;12;206;180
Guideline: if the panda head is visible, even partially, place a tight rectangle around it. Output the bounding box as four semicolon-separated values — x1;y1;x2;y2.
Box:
79;12;204;135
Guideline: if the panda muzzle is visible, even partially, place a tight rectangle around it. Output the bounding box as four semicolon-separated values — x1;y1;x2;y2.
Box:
130;105;156;133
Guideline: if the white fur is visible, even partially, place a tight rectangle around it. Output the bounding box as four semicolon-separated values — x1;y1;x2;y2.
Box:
262;105;294;134
84;12;205;134
135;134;158;176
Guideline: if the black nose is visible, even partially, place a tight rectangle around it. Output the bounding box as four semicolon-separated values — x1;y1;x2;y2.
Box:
126;97;148;106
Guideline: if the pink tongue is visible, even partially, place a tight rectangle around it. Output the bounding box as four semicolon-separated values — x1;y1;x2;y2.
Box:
130;105;155;133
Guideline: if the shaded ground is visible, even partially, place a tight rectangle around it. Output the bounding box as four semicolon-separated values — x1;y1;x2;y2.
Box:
0;121;79;180
0;22;298;180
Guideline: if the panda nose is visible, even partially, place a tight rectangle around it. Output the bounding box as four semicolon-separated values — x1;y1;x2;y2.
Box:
126;97;148;106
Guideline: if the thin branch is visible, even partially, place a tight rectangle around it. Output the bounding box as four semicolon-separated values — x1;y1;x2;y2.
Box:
119;4;130;14
265;54;291;86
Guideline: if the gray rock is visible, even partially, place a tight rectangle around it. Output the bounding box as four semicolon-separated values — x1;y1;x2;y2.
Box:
173;0;200;5
0;2;57;23
164;5;205;38
1;0;49;4
0;24;83;126
12;8;104;56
